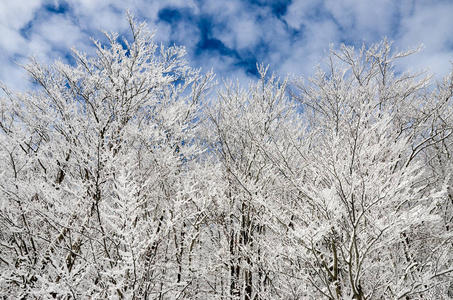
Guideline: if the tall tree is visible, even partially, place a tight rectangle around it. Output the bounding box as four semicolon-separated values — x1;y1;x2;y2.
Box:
284;41;453;299
204;65;303;299
0;13;214;299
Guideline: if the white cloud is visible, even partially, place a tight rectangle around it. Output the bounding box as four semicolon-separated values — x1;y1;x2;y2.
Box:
395;1;453;77
0;0;44;91
283;1;320;29
282;0;453;80
228;18;260;50
324;0;397;38
70;0;129;32
0;0;452;94
32;14;84;49
0;0;43;30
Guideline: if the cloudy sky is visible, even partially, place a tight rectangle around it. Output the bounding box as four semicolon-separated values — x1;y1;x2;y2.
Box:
1;0;452;92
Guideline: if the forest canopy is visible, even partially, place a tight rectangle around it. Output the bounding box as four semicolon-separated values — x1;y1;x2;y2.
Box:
1;15;453;299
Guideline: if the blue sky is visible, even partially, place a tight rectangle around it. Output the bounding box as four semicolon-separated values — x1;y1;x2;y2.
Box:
1;0;452;92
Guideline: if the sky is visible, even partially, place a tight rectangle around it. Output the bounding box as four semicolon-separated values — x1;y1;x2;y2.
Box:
0;0;452;92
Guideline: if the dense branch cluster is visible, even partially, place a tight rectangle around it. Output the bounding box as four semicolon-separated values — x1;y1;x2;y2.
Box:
1;15;453;299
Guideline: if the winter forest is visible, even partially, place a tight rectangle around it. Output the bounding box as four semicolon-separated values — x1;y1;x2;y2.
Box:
1;15;453;300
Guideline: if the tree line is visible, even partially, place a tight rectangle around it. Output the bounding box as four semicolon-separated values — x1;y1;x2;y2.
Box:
1;15;453;299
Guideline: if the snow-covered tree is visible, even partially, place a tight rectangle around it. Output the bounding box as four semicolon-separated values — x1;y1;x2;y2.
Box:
1;14;453;300
284;41;453;299
203;65;305;299
0;13;214;299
